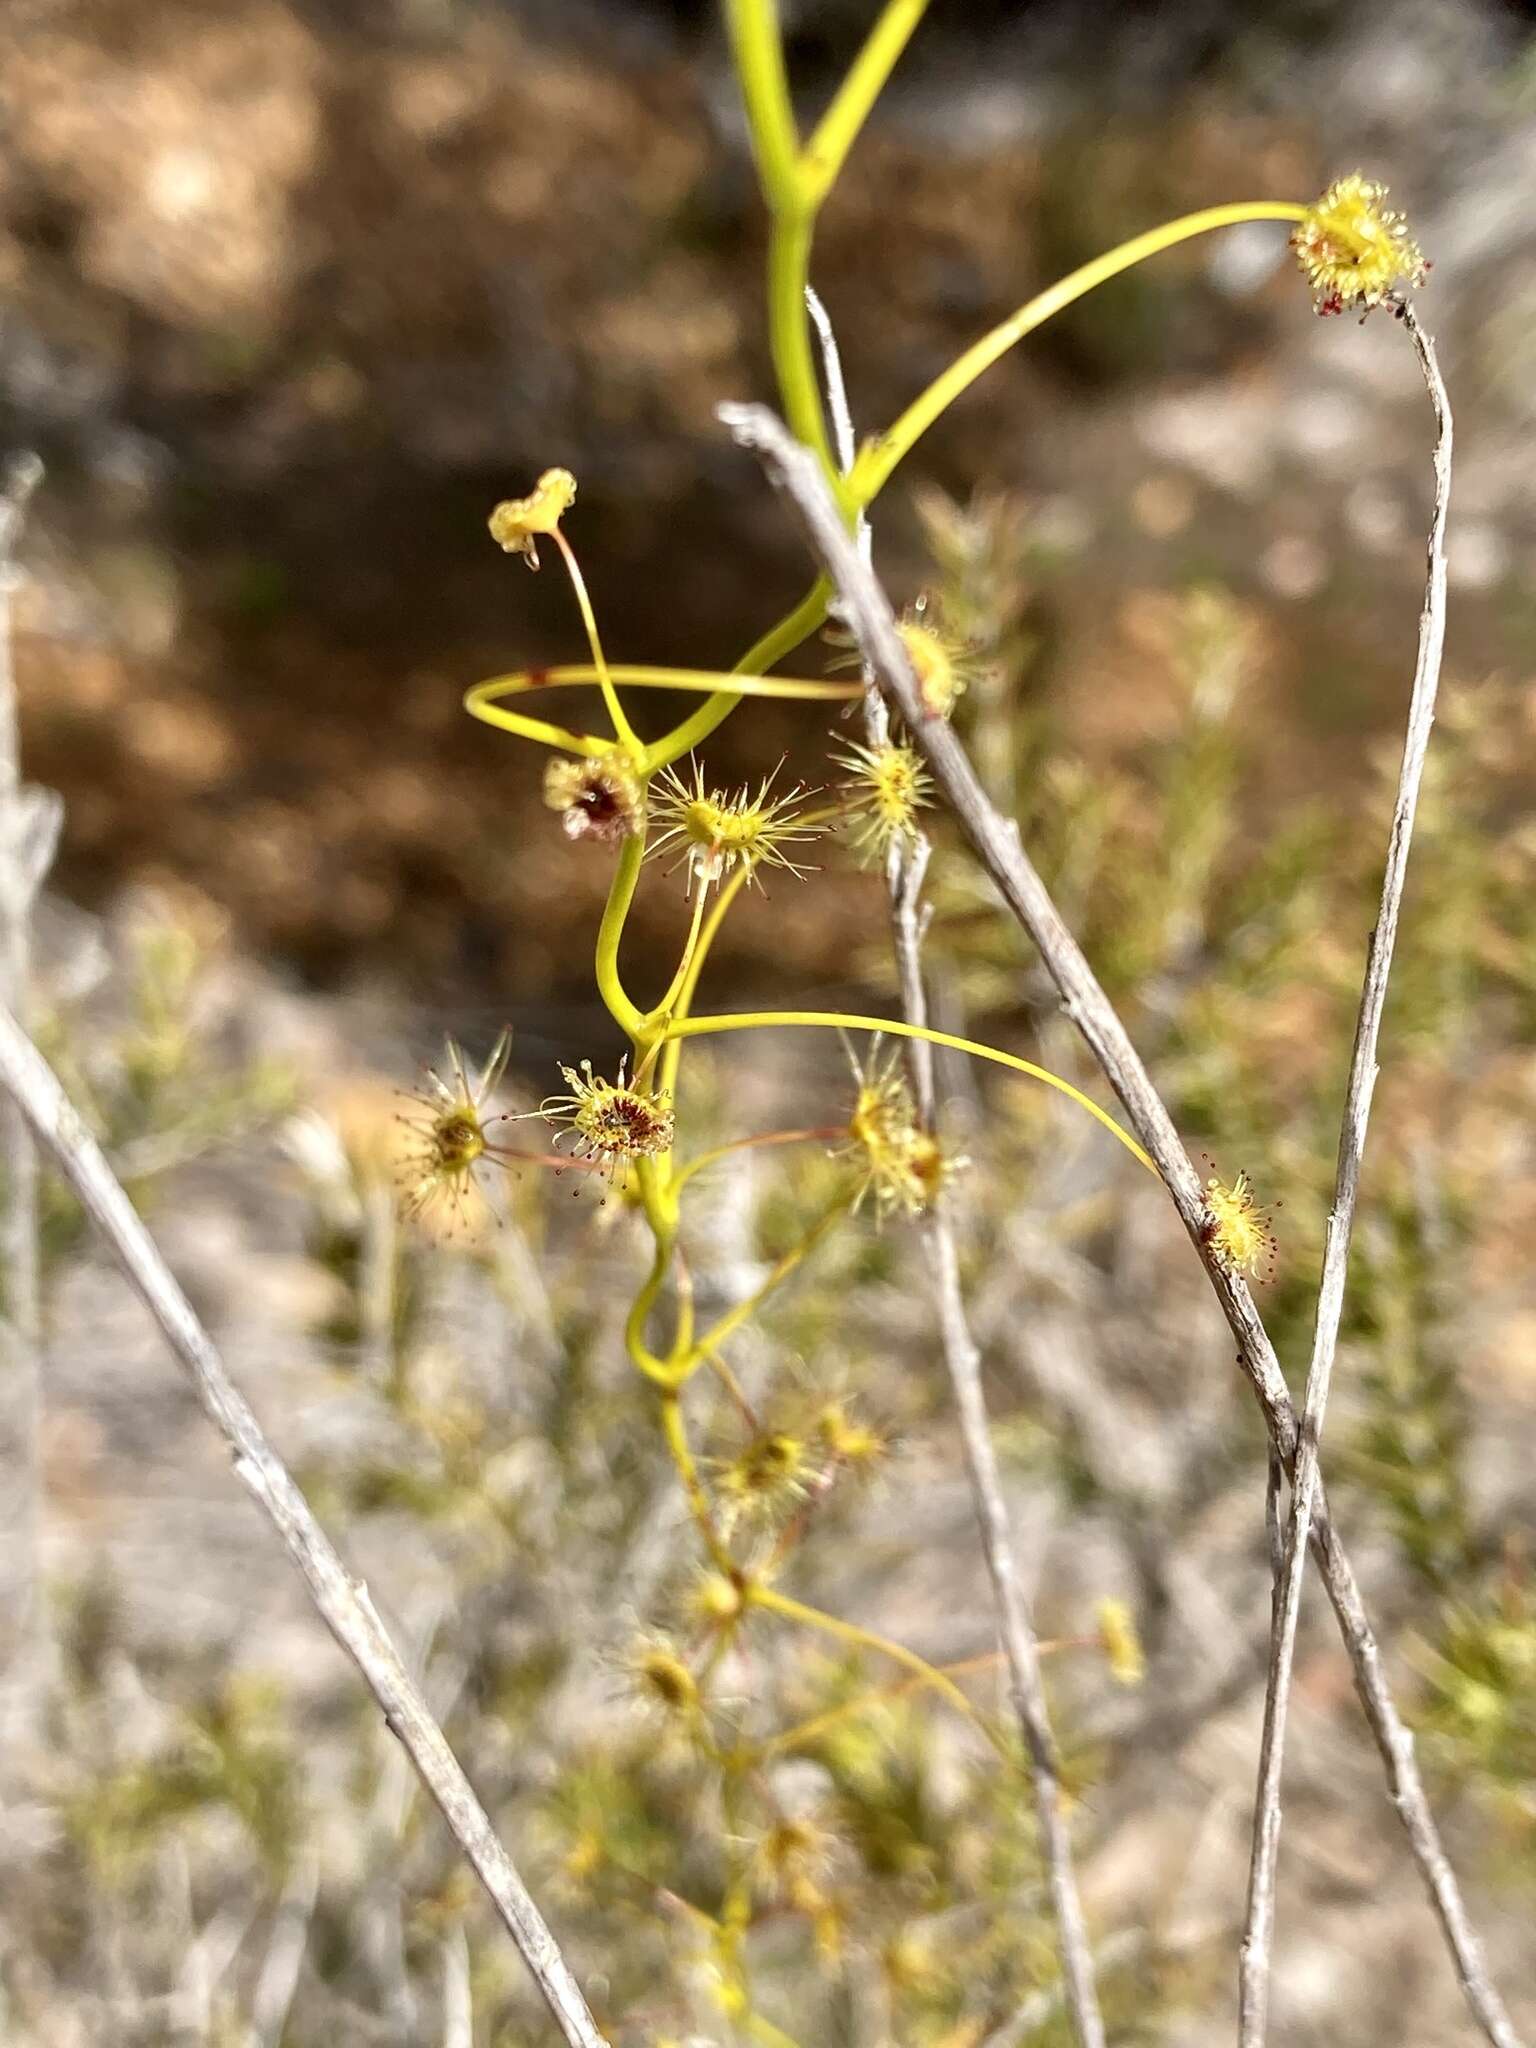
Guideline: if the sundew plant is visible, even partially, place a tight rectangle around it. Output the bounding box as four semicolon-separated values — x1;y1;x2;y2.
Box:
375;3;1508;2044
3;6;1524;2048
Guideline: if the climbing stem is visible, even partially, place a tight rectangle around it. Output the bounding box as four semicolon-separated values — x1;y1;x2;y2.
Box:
723;0;836;481
459;684;612;757
767;205;840;485
624;1223;681;1384
758;1650;1008;1761
476;662;857;719
622;1155;690;1381
722;0;800;208
852;202;1308;504
679;1199;849;1376
656;867;753;1106
744;2013;805;2048
672;1126;842;1196
550;530;640;757
643;579;833;773
594;834;647;1039
749;1583;995;1743
643;886;712;1032
802;0;931;205
658;1388;731;1571
664;1009;1158;1174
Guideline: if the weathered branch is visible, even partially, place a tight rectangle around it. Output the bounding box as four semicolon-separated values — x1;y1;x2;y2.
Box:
806;287;1106;2048
0;451;58;1693
0;1003;609;2048
1238;300;1457;2045
926;1200;1108;2048
718;396;1521;2048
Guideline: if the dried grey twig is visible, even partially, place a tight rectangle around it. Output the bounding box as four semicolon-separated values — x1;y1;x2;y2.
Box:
1238;301;1456;2046
718;397;1522;2048
0;1005;609;2048
0;452;60;1692
926;1207;1109;2048
806;286;1106;2048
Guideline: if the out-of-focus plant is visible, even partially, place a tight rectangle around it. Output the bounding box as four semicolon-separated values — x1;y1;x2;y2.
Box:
67;1671;299;1884
11;4;1509;2043
1414;1559;1536;1880
33;895;294;1255
373;5;1446;2036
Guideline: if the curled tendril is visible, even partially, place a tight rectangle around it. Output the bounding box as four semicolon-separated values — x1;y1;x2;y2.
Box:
465;664;862;767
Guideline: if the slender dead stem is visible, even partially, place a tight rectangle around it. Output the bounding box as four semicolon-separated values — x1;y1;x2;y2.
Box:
807;289;1106;2048
926;1205;1108;2048
0;453;57;1693
719;397;1522;2048
1263;1446;1284;1595
0;1004;609;2048
1237;302;1459;2046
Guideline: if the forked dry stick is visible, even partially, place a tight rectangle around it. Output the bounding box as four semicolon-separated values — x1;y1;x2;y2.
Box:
719;397;1522;2048
1238;299;1454;2045
807;285;1107;2048
0;1006;609;2048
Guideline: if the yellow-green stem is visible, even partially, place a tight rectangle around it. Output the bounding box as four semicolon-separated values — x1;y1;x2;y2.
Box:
722;0;800;206
550;530;641;756
619;873;758;1383
852;202;1308;503
749;1583;993;1742
594;834;647;1039
672;1125;841;1196
768;205;840;482
643;579;833;772
643;885;711;1032
458;686;612;757
723;0;837;482
680;1198;847;1374
475;660;856;726
745;2013;805;2048
664;1009;1157;1173
624;1210;682;1384
759;1649;1007;1760
801;0;931;204
659;1388;731;1570
657;867;753;1105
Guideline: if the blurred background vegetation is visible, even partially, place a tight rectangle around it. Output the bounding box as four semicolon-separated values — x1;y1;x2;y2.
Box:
1;1;1535;2043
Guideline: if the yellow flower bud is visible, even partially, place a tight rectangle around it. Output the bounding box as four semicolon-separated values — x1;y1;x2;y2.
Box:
1096;1597;1145;1687
487;467;578;570
1293;174;1426;316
